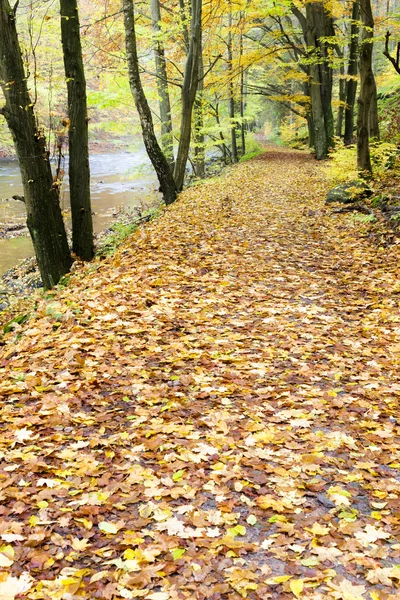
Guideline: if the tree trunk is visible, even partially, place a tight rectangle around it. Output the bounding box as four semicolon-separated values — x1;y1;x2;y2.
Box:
0;0;72;289
193;49;205;178
150;0;174;168
174;0;202;191
344;0;360;145
357;0;375;174
305;2;334;159
123;0;177;205
369;78;380;139
336;62;346;137
239;29;246;156
60;0;94;261
227;7;238;163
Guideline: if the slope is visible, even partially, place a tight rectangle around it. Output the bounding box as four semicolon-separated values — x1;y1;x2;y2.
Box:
0;149;400;599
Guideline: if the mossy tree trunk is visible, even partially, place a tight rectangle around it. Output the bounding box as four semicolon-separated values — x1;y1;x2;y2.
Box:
305;2;334;160
344;0;360;145
357;0;375;174
60;0;94;261
0;0;72;289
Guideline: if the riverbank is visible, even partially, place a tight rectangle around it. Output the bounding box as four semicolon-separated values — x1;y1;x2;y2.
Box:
0;201;161;313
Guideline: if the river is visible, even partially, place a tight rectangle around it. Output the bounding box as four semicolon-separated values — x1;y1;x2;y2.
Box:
0;149;158;276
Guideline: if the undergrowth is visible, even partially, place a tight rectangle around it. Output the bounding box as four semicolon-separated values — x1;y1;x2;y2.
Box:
96;204;162;256
325;139;400;185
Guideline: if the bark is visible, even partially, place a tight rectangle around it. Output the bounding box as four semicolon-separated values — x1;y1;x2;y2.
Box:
0;0;72;289
60;0;94;261
227;7;238;163
357;0;375;174
369;78;380;139
150;0;174;168
193;49;205;178
336;61;346;137
344;0;360;145
305;2;334;159
123;0;177;205
239;30;246;156
174;0;202;191
383;30;400;74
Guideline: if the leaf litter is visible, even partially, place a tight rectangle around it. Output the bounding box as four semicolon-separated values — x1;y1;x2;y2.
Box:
1;148;400;598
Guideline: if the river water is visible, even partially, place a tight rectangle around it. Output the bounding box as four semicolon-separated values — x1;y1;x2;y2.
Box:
0;149;158;276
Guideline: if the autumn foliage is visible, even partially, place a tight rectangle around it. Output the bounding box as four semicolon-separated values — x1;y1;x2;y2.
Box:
1;150;400;598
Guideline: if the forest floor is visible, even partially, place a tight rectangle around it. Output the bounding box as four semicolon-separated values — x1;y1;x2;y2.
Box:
1;148;400;599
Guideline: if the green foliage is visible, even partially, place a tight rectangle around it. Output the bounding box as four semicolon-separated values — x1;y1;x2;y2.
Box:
3;313;29;333
350;213;376;224
240;150;264;162
96;207;161;257
325;139;399;184
97;221;139;256
239;136;264;162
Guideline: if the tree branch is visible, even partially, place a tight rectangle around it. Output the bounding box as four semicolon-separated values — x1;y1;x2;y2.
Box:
383;31;400;75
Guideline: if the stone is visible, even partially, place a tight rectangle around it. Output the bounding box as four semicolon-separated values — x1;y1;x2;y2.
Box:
326;180;372;204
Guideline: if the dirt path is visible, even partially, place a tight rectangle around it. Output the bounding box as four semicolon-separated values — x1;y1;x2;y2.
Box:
1;149;400;599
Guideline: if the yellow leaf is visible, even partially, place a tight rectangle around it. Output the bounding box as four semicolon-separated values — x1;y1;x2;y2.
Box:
266;575;293;584
371;511;382;520
98;521;118;535
89;571;109;583
0;554;13;568
71;538;90;551
306;523;330;536
247;514;257;526
290;579;304;598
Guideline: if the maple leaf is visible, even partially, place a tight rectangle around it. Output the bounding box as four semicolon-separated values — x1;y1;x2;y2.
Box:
71;537;91;551
329;578;366;600
14;428;32;443
311;546;343;562
156;517;186;536
366;567;394;587
354;524;391;547
0;572;32;600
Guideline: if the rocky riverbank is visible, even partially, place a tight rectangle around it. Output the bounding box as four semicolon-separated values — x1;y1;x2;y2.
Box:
0;203;160;311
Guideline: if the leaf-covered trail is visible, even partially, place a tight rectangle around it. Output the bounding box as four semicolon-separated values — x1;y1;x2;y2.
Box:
1;149;400;599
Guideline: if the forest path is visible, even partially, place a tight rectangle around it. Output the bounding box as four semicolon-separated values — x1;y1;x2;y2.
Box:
1;149;400;599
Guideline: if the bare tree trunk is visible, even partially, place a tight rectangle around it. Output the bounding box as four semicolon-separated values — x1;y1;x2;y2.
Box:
60;0;94;262
0;0;72;289
239;29;246;156
344;0;360;145
357;0;375;174
227;7;238;163
174;0;202;191
123;0;177;205
193;48;205;178
150;0;174;168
